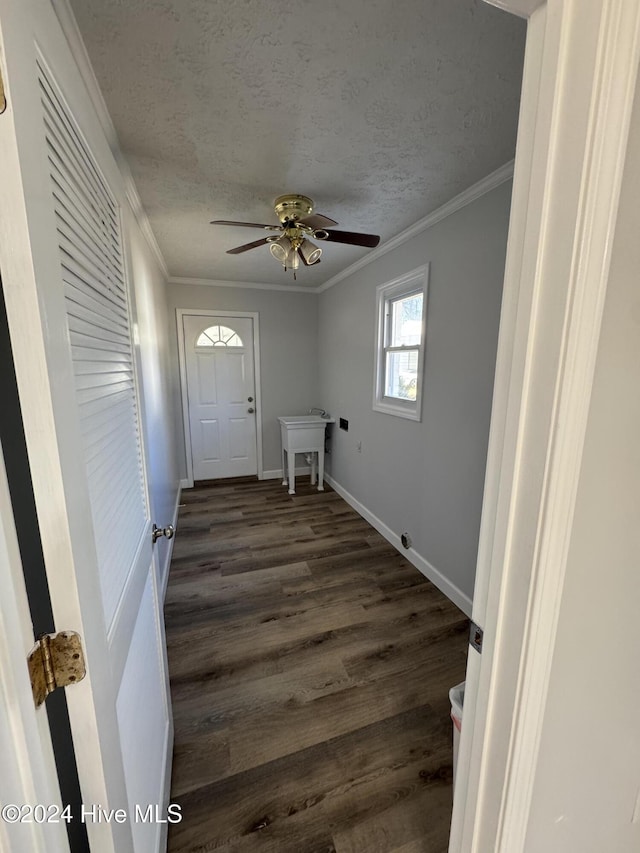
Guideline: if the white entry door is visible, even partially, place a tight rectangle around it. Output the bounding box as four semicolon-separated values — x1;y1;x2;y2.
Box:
0;1;172;851
182;314;258;480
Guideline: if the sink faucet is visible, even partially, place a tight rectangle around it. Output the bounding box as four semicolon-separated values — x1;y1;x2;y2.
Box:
309;407;328;418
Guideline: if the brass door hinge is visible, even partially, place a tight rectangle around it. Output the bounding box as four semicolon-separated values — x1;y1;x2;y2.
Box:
0;67;6;114
28;631;86;708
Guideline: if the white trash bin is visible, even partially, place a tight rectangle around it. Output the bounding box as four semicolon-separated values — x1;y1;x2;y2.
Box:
449;681;465;790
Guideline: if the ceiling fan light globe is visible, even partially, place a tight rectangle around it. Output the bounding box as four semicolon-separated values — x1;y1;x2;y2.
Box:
269;235;293;266
269;242;287;263
300;239;322;265
285;248;300;270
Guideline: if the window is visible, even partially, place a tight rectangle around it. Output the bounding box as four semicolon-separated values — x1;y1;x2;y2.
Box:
196;325;243;347
373;265;428;420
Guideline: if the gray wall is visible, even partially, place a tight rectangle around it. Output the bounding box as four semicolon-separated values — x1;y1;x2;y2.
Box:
166;283;319;477
318;181;512;605
127;215;180;584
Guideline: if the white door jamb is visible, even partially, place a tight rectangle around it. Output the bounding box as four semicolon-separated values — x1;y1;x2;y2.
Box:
451;1;640;850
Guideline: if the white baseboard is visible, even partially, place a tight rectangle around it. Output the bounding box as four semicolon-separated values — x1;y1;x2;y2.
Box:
262;466;312;481
324;474;472;617
184;473;310;485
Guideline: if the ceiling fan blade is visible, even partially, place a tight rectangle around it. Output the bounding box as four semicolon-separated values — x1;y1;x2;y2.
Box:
226;237;271;255
211;219;281;230
297;248;321;267
314;229;380;248
299;213;338;230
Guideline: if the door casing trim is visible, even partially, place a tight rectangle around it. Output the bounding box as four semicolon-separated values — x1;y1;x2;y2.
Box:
176;308;263;487
451;0;640;849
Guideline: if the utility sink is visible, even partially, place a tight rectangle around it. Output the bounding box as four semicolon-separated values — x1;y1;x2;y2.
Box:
278;414;335;426
278;415;335;494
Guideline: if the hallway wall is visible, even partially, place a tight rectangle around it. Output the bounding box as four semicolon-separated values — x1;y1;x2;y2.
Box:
127;219;180;588
317;181;512;610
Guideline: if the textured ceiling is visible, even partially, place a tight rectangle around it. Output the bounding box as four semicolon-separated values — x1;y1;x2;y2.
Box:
69;0;526;287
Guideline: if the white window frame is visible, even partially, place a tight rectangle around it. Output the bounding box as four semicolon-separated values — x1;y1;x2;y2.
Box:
373;264;429;421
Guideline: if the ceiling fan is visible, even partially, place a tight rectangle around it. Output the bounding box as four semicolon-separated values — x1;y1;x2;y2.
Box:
210;194;380;279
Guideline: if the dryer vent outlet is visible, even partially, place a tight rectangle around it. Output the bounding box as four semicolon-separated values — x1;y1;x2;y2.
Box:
401;532;412;550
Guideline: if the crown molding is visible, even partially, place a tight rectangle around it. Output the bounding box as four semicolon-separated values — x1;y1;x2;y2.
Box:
483;0;543;18
171;161;514;295
50;0;169;280
317;160;514;293
122;185;169;279
168;277;316;294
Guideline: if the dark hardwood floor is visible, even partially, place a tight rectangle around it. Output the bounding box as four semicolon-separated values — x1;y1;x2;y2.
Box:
165;477;468;853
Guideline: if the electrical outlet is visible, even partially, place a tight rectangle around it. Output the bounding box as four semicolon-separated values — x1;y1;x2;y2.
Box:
356;441;362;453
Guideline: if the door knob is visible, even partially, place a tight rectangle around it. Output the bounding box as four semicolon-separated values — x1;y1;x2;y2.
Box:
152;523;175;544
248;407;255;414
248;396;254;402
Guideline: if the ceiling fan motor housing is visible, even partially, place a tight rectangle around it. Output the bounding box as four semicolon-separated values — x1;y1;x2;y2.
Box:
273;194;314;225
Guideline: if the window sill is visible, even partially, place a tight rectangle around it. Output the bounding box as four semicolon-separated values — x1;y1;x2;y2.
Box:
372;399;422;421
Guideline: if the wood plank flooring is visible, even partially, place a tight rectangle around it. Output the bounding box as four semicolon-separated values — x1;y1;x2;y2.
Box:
165;477;468;853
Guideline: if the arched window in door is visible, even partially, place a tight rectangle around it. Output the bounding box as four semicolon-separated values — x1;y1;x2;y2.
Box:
195;325;244;348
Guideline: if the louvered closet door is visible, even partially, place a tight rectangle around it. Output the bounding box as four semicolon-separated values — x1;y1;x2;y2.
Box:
42;66;148;630
0;3;172;852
